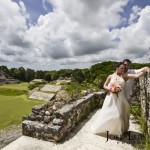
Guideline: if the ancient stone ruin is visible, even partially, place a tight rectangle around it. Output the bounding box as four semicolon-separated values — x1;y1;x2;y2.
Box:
0;71;20;85
139;73;150;134
28;84;62;101
22;92;106;142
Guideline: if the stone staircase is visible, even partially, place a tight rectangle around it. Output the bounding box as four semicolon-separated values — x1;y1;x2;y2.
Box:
1;110;143;150
29;84;61;101
2;75;149;150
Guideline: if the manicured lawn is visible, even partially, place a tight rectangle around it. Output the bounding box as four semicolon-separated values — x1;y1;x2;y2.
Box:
0;83;45;130
0;88;27;96
0;82;29;91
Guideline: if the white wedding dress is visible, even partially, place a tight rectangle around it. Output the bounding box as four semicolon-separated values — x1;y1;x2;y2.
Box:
91;74;130;136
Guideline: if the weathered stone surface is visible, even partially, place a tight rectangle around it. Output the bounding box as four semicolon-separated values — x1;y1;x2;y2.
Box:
45;111;51;116
3;113;143;150
53;118;64;126
40;84;61;92
0;71;20;85
139;73;150;134
28;113;37;121
44;116;52;123
32;105;45;114
55;90;70;100
54;104;74;118
22;92;106;142
56;80;72;85
29;79;46;84
29;91;55;101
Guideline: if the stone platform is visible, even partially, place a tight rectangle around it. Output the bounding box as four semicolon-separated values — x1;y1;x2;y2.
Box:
41;85;61;92
2;111;143;150
29;91;55;101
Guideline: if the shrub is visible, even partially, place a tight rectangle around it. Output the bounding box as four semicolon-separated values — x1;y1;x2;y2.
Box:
28;82;44;90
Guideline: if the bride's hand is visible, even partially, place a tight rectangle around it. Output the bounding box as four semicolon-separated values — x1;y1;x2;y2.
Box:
146;67;150;73
143;67;150;73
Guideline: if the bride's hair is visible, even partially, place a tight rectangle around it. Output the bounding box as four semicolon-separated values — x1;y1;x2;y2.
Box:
115;62;124;69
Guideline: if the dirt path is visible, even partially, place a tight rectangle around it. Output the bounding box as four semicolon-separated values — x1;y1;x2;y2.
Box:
0;124;22;149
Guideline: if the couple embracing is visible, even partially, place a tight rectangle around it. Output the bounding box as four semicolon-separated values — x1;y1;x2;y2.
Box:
91;59;149;137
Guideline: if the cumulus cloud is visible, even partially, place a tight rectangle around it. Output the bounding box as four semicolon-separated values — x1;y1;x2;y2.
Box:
25;0;129;60
128;5;141;25
19;1;30;20
0;0;150;70
0;0;30;58
112;6;150;62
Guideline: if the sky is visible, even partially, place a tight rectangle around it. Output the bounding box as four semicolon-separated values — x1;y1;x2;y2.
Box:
0;0;150;71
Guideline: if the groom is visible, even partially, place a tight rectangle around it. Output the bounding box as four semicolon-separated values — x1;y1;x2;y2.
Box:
123;59;149;104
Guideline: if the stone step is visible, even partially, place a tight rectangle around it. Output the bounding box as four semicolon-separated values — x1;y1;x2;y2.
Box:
40;84;61;92
29;91;55;101
2;111;142;150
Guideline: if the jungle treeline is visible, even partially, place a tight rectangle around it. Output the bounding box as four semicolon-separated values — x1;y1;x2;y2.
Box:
0;61;150;89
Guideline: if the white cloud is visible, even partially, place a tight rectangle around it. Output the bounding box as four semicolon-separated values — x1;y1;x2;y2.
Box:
128;5;141;25
0;0;29;51
42;0;49;11
19;1;30;20
112;6;150;62
25;0;129;61
0;0;150;70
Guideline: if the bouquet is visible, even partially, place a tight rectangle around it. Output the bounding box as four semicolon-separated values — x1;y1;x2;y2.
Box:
109;84;122;97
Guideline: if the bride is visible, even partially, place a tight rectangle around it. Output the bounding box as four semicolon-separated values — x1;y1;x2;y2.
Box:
91;62;146;137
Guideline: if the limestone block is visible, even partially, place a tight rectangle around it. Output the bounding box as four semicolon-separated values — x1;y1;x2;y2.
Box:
41;84;61;92
29;91;55;101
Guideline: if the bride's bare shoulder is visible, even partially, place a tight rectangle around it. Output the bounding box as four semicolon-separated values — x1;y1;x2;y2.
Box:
107;74;113;79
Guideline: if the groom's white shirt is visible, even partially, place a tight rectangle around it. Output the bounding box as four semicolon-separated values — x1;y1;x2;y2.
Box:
124;68;143;102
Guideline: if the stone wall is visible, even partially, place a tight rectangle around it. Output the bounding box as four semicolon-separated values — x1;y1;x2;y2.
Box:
139;72;150;134
22;92;106;142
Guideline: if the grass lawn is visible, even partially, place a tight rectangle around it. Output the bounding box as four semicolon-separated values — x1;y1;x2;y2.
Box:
0;82;29;90
0;83;45;131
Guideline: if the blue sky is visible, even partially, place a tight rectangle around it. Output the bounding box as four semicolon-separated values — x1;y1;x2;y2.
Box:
0;0;150;70
12;0;53;23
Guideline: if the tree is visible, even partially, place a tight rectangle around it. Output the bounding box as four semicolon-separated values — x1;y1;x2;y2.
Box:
9;68;16;78
35;70;44;79
51;71;59;80
44;72;51;81
0;65;10;75
72;69;84;83
25;68;35;82
18;67;26;81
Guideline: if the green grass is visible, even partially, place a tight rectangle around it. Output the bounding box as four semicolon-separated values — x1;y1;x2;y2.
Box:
0;83;45;130
0;88;27;96
65;82;84;96
0;82;29;90
0;83;29;96
131;103;150;149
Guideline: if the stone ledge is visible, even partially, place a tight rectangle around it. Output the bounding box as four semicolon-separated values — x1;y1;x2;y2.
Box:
22;91;106;142
139;75;150;135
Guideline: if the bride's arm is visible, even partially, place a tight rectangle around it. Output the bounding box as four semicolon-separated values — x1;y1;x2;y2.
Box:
125;71;147;79
103;75;111;91
134;67;150;74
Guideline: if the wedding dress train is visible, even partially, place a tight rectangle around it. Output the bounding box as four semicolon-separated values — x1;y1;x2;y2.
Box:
91;74;130;136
